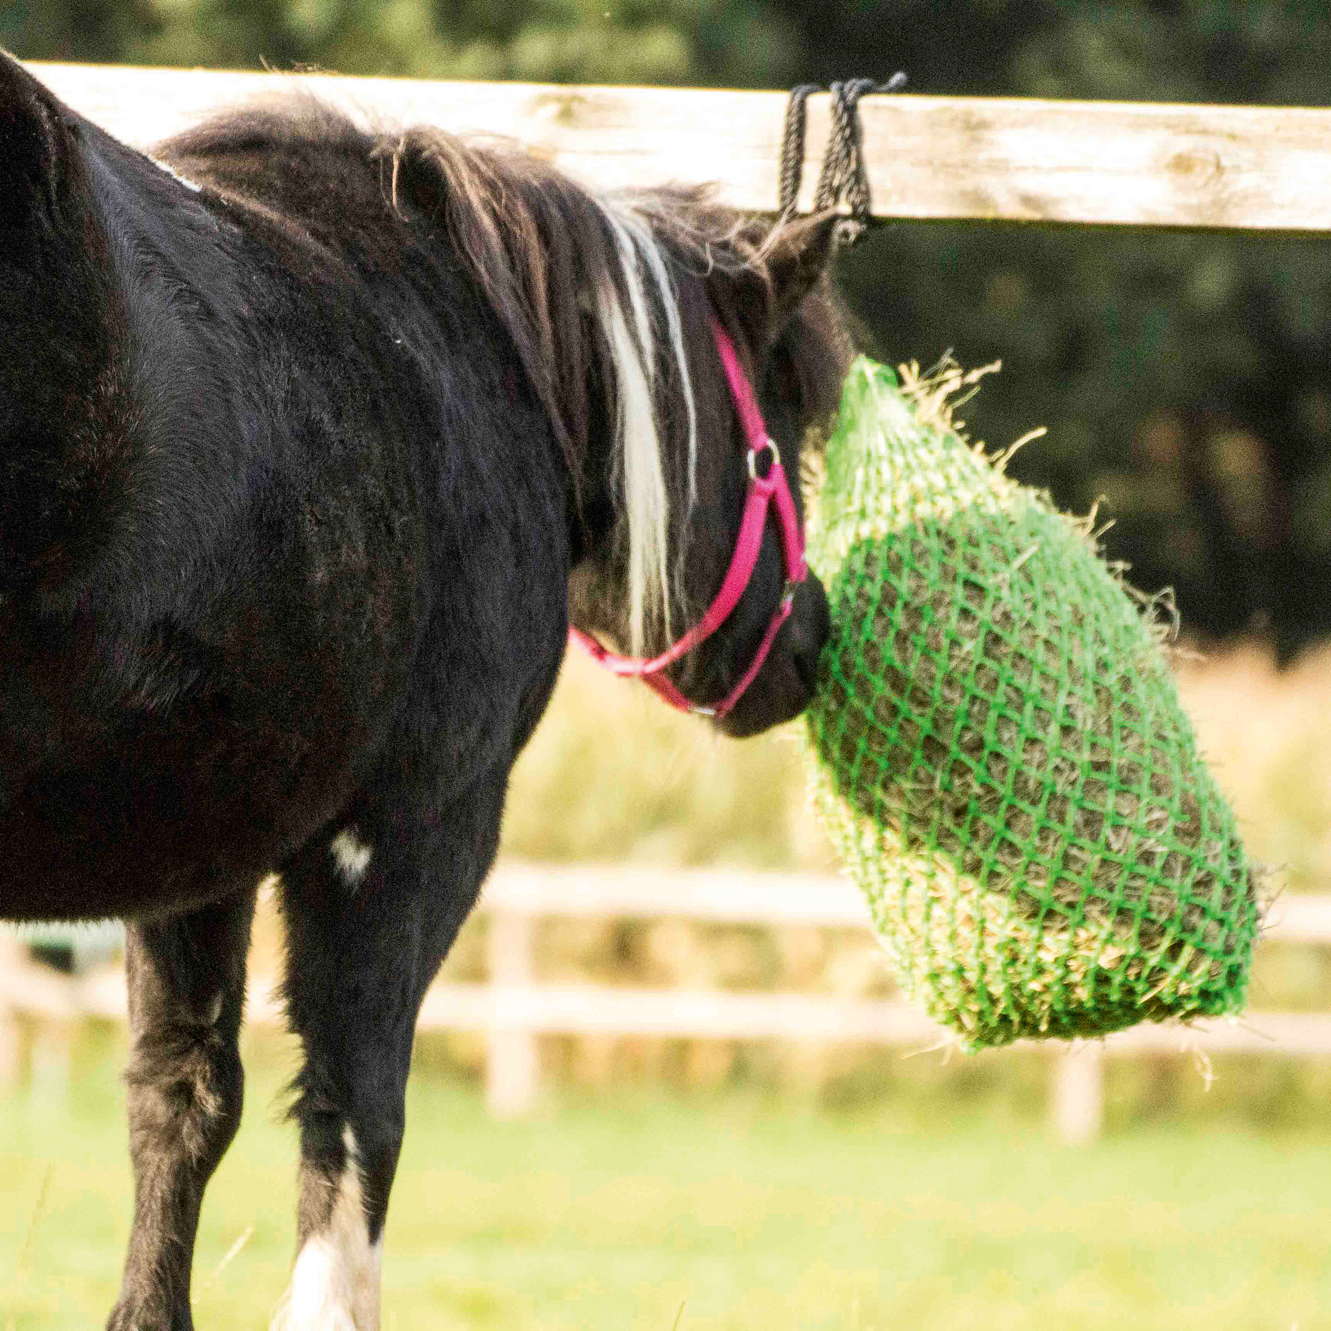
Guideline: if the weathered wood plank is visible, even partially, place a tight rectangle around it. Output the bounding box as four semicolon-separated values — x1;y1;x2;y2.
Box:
482;864;871;927
27;60;1331;234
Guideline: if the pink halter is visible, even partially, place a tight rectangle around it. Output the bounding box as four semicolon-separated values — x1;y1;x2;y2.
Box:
568;316;807;717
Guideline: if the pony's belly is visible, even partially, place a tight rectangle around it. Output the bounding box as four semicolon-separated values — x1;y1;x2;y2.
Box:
0;801;239;922
0;731;358;922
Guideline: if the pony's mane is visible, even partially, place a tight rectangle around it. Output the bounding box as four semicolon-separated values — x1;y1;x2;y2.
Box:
160;100;849;653
385;128;752;653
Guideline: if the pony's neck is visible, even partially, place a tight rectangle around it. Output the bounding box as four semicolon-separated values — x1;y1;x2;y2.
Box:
388;130;702;653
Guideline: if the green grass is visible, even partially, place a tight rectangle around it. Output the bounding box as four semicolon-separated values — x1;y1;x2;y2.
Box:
2;1032;1329;1330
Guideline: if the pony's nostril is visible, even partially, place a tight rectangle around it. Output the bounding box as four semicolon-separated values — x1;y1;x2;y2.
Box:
794;640;823;695
790;577;831;697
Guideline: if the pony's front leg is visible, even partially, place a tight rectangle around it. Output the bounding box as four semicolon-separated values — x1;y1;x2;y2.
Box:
107;890;257;1331
272;769;505;1331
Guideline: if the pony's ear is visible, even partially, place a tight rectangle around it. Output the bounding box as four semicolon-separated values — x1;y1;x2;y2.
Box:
761;210;840;326
0;52;78;228
720;210;839;349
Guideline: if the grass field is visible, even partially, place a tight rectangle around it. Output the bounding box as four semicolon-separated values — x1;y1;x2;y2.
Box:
3;1032;1329;1331
7;646;1331;1329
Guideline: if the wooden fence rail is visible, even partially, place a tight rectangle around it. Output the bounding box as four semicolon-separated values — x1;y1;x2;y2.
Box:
28;60;1331;235
4;867;1331;1143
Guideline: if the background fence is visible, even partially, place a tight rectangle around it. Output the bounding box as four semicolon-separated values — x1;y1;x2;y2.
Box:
31;60;1331;234
4;865;1330;1144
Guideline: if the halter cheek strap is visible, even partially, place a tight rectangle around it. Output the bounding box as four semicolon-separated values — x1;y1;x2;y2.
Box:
568;316;807;718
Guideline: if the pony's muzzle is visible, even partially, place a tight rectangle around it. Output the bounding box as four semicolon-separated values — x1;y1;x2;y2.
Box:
716;572;830;739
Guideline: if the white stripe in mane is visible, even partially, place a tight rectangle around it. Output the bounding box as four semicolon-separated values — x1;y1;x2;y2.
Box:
595;201;699;654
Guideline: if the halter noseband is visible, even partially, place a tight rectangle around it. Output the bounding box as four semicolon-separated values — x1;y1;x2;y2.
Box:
568;316;807;718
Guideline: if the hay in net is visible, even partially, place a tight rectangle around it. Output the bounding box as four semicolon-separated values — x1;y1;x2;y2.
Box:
804;357;1260;1050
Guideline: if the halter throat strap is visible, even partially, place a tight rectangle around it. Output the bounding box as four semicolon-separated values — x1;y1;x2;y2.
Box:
568;316;808;718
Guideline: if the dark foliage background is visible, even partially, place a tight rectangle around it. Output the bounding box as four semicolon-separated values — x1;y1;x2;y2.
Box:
7;0;1331;655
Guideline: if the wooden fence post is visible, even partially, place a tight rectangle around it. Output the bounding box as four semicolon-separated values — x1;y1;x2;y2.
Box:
485;907;540;1118
1052;1043;1105;1145
0;935;21;1092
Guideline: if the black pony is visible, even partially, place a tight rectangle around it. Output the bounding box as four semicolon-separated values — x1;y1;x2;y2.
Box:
0;53;850;1330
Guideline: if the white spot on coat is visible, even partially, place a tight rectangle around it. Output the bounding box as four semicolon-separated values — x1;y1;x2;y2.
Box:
148;156;204;193
330;829;373;887
271;1129;382;1331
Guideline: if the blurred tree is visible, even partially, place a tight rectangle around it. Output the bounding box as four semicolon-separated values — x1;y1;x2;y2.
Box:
0;0;769;83
852;1;1331;658
6;0;1331;654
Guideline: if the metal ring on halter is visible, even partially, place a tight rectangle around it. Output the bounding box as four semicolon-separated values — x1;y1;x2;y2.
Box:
747;437;781;481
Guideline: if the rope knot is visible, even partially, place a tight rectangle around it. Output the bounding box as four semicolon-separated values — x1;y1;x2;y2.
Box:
778;72;908;249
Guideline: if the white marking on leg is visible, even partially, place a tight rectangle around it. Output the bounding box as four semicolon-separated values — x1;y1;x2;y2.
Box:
271;1128;382;1331
330;829;373;888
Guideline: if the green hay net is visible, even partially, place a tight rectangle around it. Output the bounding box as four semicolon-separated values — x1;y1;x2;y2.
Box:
804;357;1260;1050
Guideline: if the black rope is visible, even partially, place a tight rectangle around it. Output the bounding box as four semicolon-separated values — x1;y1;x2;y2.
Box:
778;83;821;222
777;72;907;248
